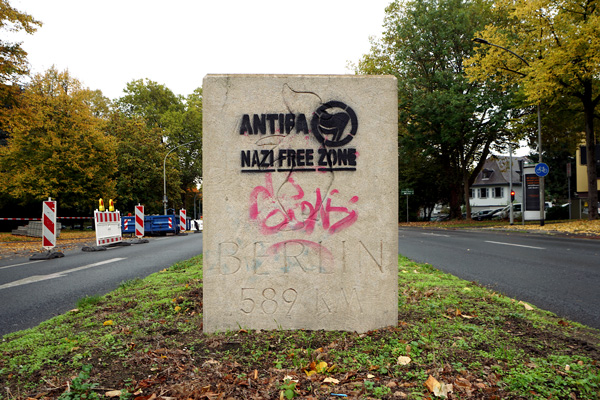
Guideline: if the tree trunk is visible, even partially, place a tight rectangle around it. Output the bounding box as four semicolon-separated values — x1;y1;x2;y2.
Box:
449;182;463;219
463;174;472;220
583;82;598;220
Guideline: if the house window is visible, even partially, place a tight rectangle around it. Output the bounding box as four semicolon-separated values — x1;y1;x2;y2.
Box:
493;187;503;198
482;169;493;180
470;189;475;198
479;188;488;198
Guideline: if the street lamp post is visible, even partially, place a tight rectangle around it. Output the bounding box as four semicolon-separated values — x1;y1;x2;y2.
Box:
473;38;545;226
163;141;197;215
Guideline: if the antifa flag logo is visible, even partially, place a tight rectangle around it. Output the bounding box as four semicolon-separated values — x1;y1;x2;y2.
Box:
311;101;358;147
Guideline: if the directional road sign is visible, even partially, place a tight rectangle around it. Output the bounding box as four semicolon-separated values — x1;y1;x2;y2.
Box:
535;163;549;177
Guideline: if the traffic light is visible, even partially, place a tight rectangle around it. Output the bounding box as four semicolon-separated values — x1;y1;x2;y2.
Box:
510;190;515;202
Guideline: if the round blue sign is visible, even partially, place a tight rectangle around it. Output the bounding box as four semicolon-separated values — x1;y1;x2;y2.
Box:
535;162;549;177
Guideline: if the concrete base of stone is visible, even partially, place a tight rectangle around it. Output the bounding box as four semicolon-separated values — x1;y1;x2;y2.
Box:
107;241;131;247
126;238;149;244
81;246;107;252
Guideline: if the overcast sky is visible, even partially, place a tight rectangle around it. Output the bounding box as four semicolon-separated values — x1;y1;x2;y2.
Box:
9;0;392;100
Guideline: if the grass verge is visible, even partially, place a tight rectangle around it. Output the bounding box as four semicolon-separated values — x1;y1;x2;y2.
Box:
0;255;598;399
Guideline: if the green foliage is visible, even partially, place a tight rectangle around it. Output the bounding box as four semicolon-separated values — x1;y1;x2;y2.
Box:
76;295;103;310
357;0;517;218
0;0;41;83
503;355;600;399
0;67;117;212
107;112;180;213
57;364;99;400
279;379;298;399
115;80;202;212
465;0;600;219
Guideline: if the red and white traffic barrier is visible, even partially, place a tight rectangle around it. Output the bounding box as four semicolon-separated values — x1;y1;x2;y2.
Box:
180;209;186;232
135;205;144;238
94;210;122;246
42;198;57;250
168;217;173;230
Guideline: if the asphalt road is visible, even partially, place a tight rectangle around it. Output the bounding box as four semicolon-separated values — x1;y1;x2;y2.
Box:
0;233;203;337
398;227;600;330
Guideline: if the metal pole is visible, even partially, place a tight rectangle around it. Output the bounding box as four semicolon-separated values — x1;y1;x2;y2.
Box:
537;105;544;226
509;144;514;225
163;141;197;215
567;162;572;220
406;195;409;223
522;165;526;226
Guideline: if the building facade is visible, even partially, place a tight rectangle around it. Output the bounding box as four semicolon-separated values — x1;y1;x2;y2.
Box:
470;155;530;212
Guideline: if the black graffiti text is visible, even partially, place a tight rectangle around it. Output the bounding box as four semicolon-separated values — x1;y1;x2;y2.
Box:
239;113;310;135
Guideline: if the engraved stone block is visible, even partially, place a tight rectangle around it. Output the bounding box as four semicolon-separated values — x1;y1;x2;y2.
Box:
203;75;398;333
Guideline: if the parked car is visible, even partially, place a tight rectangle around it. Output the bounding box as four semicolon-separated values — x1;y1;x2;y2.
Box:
472;208;503;221
499;203;522;219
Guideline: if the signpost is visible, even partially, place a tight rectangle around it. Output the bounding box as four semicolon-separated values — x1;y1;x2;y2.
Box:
535;163;549;177
401;189;414;223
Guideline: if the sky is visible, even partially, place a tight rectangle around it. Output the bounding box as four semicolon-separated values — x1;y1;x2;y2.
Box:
8;0;392;100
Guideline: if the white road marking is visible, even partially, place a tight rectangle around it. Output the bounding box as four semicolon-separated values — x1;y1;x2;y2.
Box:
0;258;126;290
0;260;45;270
485;241;545;250
421;233;450;237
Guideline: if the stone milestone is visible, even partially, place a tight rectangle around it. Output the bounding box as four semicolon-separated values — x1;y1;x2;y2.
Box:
203;75;398;333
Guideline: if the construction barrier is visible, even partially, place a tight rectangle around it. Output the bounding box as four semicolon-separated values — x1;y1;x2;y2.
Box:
135;205;144;238
180;209;186;232
42;199;57;250
94;210;122;246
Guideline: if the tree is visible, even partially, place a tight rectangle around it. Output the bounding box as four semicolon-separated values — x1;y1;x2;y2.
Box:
0;67;117;212
116;81;202;212
1;1;41;148
0;0;41;84
160;88;203;209
115;79;183;131
107;112;181;214
464;0;600;219
357;0;516;219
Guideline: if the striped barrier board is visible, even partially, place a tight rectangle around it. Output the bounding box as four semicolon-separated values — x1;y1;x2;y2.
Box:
94;210;122;246
179;209;186;232
42;199;57;250
135;205;144;238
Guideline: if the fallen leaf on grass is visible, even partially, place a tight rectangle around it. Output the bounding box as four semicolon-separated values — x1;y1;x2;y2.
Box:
518;301;534;311
304;361;328;377
103;320;114;326
453;377;472;392
323;377;339;384
424;375;453;398
105;390;121;397
397;356;411;365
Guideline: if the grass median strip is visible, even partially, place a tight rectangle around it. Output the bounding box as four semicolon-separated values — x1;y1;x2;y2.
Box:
1;255;598;399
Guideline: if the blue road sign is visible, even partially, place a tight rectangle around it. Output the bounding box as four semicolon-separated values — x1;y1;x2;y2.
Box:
535;163;549;177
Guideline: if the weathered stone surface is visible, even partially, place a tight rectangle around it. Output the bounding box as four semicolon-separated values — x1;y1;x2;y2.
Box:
203;75;398;333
